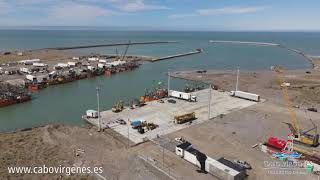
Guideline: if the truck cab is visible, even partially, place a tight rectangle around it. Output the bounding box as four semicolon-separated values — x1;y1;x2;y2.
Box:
190;95;197;102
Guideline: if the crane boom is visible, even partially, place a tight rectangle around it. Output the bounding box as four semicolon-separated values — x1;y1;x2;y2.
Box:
121;40;130;62
273;65;319;147
274;66;300;135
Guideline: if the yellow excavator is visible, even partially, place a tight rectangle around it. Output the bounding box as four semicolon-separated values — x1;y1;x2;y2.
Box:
273;66;319;147
112;100;124;113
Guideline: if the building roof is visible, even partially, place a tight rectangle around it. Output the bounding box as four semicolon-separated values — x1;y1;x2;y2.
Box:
217;158;246;172
177;141;192;150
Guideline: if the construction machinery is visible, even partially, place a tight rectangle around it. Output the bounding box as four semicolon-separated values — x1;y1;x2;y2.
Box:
130;120;158;134
120;40;130;62
174;112;196;124
112;100;124;113
273;65;319;147
143;122;159;130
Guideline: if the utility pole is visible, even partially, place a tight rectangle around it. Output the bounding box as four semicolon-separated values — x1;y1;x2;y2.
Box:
167;70;170;95
208;84;212;120
96;86;101;132
127;118;130;149
116;48;119;60
162;146;165;169
236;67;240;91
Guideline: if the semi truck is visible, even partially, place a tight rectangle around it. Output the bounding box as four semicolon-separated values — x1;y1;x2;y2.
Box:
230;91;260;102
169;90;197;102
174;112;196;124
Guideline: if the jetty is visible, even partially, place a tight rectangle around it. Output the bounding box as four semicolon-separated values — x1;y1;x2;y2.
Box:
151;49;203;62
209;40;280;46
209;40;315;68
46;41;177;50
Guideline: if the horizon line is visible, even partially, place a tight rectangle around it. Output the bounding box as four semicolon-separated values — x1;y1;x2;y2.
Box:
0;26;320;32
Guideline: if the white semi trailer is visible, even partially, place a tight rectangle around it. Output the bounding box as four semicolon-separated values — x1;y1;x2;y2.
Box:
230;91;260;102
169;90;197;102
176;142;246;180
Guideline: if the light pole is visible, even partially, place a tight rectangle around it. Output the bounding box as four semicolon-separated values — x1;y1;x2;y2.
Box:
167;69;170;95
96;86;101;132
236;67;240;91
162;146;165;169
127;118;130;149
208;84;212;120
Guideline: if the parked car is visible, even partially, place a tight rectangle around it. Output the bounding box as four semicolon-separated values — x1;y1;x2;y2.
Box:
307;107;318;112
116;118;127;125
167;99;176;104
157;99;164;103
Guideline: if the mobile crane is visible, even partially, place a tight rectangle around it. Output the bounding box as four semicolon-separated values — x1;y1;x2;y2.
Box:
273;65;319;147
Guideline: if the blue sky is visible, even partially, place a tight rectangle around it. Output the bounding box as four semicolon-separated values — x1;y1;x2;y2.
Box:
0;0;319;31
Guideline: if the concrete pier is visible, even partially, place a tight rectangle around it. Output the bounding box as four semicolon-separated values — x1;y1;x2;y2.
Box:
151;49;203;62
83;89;257;144
209;40;280;46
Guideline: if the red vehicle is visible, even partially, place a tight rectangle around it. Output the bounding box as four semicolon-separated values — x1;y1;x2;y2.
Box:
267;136;286;150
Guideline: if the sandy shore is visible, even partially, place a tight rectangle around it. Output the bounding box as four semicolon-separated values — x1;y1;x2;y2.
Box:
309;56;320;70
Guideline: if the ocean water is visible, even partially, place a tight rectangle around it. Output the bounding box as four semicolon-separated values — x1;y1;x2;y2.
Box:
0;30;319;132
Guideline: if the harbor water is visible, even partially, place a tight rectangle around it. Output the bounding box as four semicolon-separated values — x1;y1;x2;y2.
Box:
1;31;319;132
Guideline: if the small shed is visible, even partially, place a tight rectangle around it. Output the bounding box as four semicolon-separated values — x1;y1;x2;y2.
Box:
86;110;98;118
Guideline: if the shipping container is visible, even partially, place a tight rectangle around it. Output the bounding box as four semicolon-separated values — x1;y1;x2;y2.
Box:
67;62;77;67
88;57;99;61
33;62;47;67
99;59;107;63
18;59;40;65
56;63;68;68
72;57;80;60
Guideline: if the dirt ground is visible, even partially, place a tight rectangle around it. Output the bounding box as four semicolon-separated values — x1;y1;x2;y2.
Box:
168;68;320;179
0;124;172;180
0;49;79;64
